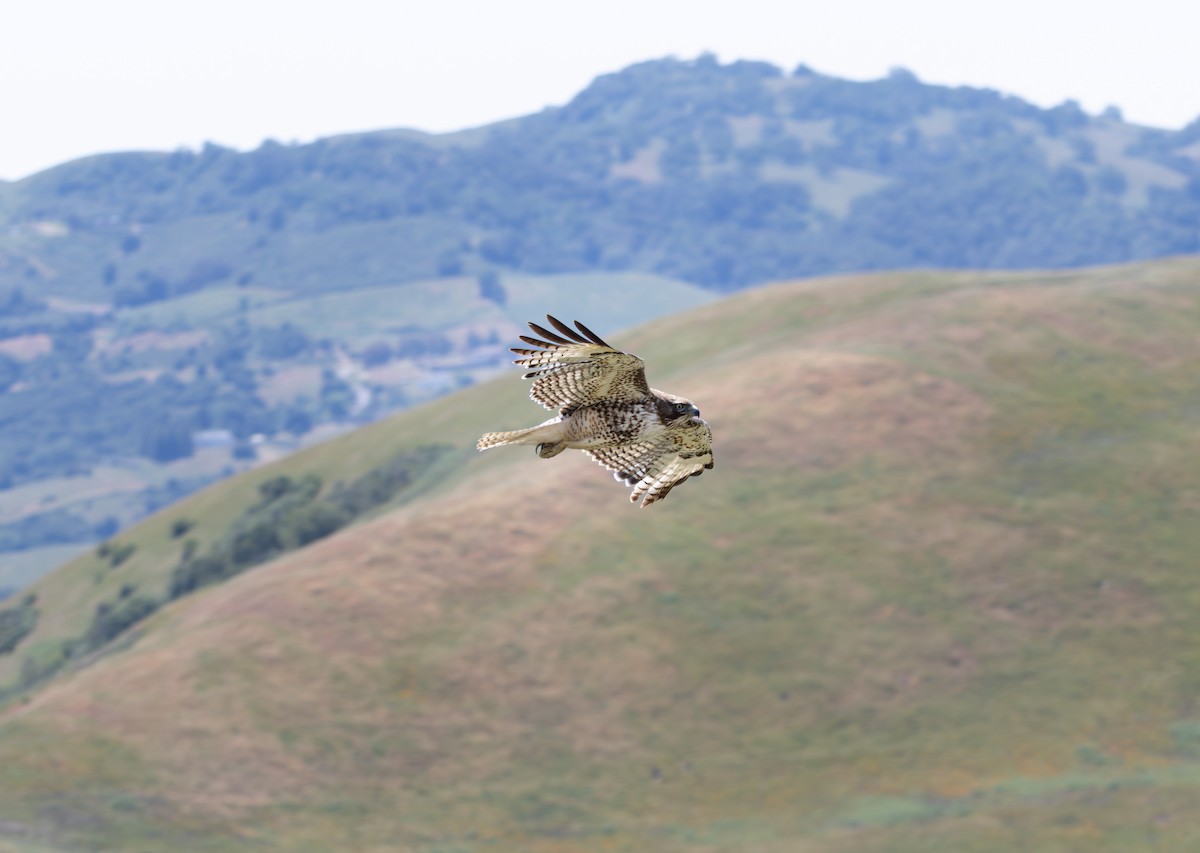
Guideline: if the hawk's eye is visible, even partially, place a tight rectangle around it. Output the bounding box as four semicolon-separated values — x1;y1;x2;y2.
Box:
674;402;689;413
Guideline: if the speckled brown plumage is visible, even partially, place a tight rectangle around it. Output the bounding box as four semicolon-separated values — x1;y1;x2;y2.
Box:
477;315;714;507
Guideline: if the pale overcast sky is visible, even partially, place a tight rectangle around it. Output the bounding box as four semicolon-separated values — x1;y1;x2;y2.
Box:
2;0;1198;181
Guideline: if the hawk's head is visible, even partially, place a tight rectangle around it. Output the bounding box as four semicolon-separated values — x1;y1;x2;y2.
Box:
653;390;703;423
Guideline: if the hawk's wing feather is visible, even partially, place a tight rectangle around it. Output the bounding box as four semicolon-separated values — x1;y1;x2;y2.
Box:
585;441;665;485
586;420;714;508
527;316;611;348
512;315;651;413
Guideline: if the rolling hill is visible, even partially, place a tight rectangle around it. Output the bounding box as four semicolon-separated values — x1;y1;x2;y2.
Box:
2;257;1200;850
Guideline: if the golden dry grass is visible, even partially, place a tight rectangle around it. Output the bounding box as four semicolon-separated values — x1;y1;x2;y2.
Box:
3;259;1200;850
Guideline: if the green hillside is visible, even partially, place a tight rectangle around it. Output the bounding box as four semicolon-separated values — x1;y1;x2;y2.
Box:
2;258;1200;850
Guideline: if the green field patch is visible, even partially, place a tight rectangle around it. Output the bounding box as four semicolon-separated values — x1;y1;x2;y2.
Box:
242;278;496;339
116;286;289;330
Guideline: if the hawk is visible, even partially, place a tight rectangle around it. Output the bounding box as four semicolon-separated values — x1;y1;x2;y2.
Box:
477;315;713;507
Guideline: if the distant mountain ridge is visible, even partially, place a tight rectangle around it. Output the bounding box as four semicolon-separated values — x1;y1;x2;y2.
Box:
2;55;1198;303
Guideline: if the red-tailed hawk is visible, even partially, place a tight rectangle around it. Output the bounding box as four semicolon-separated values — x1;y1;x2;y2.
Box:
477;315;713;507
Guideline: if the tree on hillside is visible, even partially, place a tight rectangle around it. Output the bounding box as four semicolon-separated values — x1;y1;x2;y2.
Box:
437;251;463;276
0;595;38;655
140;420;195;463
255;323;310;360
362;341;392;367
0;288;45;317
0;354;20;392
478;270;506;306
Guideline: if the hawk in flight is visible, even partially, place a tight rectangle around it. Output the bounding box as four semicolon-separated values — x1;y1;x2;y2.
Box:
477;315;713;507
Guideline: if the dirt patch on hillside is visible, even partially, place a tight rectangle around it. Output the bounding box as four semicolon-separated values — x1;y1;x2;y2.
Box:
14;452;621;811
94;329;209;356
0;334;52;361
1007;287;1200;368
797;277;1200;378
692;348;992;470
256;365;323;405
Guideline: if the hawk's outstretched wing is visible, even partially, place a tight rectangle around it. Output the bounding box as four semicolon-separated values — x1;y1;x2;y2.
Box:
586;419;714;507
511;315;651;413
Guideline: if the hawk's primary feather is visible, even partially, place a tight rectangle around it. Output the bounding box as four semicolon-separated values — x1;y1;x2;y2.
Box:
510;317;651;414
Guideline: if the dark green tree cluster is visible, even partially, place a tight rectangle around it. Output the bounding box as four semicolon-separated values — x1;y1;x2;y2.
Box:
0;320;321;491
85;585;159;648
0;363;267;488
0;508;104;551
0;353;21;392
318;370;354;420
477;270;506;306
254;322;310;359
0;587;154;699
169;445;448;598
113;271;170;307
0;446;447;695
139;419;195;463
0;594;38;655
95;540;136;567
0;288;46;317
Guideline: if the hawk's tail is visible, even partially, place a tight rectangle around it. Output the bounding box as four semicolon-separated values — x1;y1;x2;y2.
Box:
476;421;564;452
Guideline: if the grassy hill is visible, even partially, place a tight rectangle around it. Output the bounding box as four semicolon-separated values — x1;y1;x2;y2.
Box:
2;258;1200;850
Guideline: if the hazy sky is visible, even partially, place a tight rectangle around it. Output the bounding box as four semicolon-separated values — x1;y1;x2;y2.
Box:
3;0;1199;181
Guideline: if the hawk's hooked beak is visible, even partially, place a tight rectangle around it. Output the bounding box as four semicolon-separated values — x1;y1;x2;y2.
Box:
691;405;701;418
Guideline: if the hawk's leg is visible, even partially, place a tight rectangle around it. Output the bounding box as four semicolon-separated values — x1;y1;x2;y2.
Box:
536;442;566;459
